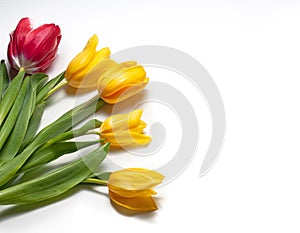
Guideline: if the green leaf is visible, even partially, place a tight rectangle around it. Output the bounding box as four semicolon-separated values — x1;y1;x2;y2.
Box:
19;102;46;151
0;66;3;101
0;77;30;151
0;60;9;98
36;71;65;104
0;78;37;161
41;119;101;149
20;140;101;172
32;97;105;145
0;97;105;187
0;69;25;127
0;143;110;204
31;73;48;91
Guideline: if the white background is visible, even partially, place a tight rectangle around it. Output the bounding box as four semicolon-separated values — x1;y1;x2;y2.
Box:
1;0;300;232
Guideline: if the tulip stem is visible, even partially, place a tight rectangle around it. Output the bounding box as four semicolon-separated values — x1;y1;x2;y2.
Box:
45;79;68;100
82;178;108;186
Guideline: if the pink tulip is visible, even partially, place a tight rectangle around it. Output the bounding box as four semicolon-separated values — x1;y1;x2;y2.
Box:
8;17;61;74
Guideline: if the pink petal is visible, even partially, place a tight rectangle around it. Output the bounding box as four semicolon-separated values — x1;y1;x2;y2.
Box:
34;34;61;72
22;24;61;63
7;37;18;69
12;17;32;57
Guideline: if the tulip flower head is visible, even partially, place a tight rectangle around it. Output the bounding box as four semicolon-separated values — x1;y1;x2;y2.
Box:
99;109;151;148
108;168;164;211
8;17;61;74
65;35;148;102
97;59;149;104
65;34;111;89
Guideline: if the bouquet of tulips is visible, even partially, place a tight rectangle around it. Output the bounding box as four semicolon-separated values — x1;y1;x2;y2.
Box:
0;18;164;213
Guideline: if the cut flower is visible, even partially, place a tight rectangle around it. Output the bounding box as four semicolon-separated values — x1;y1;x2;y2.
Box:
8;17;61;74
65;34;110;89
99;109;151;148
108;168;164;211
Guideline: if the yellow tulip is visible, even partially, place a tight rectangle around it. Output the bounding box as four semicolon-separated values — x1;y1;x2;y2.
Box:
97;59;149;104
99;109;151;148
65;34;111;89
108;168;164;211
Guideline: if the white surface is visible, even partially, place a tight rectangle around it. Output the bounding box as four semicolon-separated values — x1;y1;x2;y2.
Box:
0;0;300;232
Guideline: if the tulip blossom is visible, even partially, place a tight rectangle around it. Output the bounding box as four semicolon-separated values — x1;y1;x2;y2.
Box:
99;109;151;148
97;59;149;104
65;34;110;89
7;17;61;74
108;168;164;211
65;35;148;102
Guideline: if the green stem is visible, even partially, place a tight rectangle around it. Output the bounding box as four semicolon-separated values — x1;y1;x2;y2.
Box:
44;79;68;100
82;178;108;186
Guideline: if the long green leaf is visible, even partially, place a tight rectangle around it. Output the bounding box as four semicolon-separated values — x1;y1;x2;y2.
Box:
0;60;9;99
0;79;37;161
0;97;105;187
41;119;101;149
0;143;109;204
0;69;25;127
31;97;105;145
32;73;49;93
0;77;29;151
0;64;3;101
19;102;46;151
31;73;48;91
36;71;65;104
20;140;101;172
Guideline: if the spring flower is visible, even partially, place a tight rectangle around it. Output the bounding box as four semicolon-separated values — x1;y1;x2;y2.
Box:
7;17;61;74
65;35;148;101
65;34;110;89
97;59;149;104
108;168;164;211
99;109;151;148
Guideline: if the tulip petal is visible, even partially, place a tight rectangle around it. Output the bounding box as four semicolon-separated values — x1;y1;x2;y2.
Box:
12;17;32;57
8;18;32;69
101;131;151;147
65;35;98;79
109;191;158;211
34;34;62;72
101;66;146;96
130;120;147;133
100;109;144;134
69;47;111;83
7;38;18;69
120;61;138;68
101;78;149;104
109;188;157;198
23;24;61;63
108;168;164;191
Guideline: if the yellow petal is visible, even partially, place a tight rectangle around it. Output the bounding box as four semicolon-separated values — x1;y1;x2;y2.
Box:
120;61;138;68
128;109;143;127
99;110;144;134
101;131;151;147
100;112;129;133
71;47;111;82
130;120;147;133
101;66;146;96
65;35;98;79
102;78;149;104
110;188;156;198
108;168;164;191
109;191;158;211
68;58;119;89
